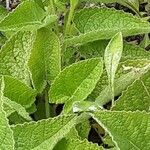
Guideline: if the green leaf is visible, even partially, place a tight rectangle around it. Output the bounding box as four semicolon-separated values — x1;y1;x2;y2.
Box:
54;125;103;150
0;5;8;20
29;28;61;92
92;111;150;150
0;30;36;85
0;0;49;31
3;96;32;121
49;58;103;113
104;32;123;106
113;70;150;111
95;59;150;106
0;77;14;150
12;114;77;150
3;76;37;108
65;8;150;46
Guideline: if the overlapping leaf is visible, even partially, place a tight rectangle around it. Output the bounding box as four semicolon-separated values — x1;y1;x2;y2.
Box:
0;30;36;85
29;28;61;92
92;111;150;150
113;69;150;111
3;76;37;108
0;77;14;150
65;8;150;46
0;0;56;31
12;115;77;150
49;58;103;113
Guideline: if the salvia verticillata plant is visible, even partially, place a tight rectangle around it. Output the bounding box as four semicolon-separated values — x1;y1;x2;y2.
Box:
0;0;150;150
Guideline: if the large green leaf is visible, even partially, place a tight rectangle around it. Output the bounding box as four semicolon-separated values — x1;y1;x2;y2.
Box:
49;58;103;113
104;32;123;106
0;77;14;150
92;111;150;150
0;0;56;31
3;76;37;108
113;70;150;111
65;8;150;46
0;30;36;85
12;115;77;150
29;28;61;92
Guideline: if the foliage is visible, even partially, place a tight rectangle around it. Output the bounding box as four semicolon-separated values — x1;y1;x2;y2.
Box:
0;0;150;150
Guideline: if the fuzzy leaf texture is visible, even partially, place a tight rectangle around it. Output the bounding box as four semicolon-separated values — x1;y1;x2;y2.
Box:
0;31;35;85
29;28;61;92
12;115;77;150
0;0;56;31
92;111;150;150
49;58;103;113
65;8;150;46
113;69;150;112
3;76;37;108
104;32;123;104
0;77;14;150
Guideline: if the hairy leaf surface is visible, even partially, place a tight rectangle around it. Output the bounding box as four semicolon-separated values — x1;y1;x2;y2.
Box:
49;58;103;113
92;111;150;150
12;115;77;150
29;28;61;92
0;78;14;150
65;8;150;46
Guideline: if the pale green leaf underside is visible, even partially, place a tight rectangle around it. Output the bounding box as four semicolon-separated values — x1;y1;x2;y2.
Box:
3;76;37;108
12;115;77;150
0;77;14;150
0;0;47;31
95;59;150;106
104;32;123;103
29;28;61;92
92;111;150;150
49;58;103;113
65;8;150;46
113;70;150;112
3;96;31;120
0;30;36;85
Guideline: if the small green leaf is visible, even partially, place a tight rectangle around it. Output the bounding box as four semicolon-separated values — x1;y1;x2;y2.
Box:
65;8;150;46
49;58;103;113
3;96;32;121
92;111;150;150
0;30;36;85
104;32;123;106
3;76;37;108
29;28;61;92
113;70;150;112
12;114;77;150
0;0;47;31
0;77;14;150
0;5;8;20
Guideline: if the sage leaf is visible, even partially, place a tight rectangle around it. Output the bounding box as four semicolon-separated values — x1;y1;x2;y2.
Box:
104;32;123;106
0;77;14;150
92;111;150;150
49;58;103;113
12;115;77;150
29;28;61;92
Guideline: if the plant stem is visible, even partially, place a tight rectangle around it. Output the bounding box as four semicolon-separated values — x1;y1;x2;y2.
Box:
45;86;50;118
64;0;78;37
49;0;59;34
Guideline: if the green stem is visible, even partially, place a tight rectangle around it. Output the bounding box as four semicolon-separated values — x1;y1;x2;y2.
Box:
64;0;78;37
49;0;59;34
45;87;50;118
